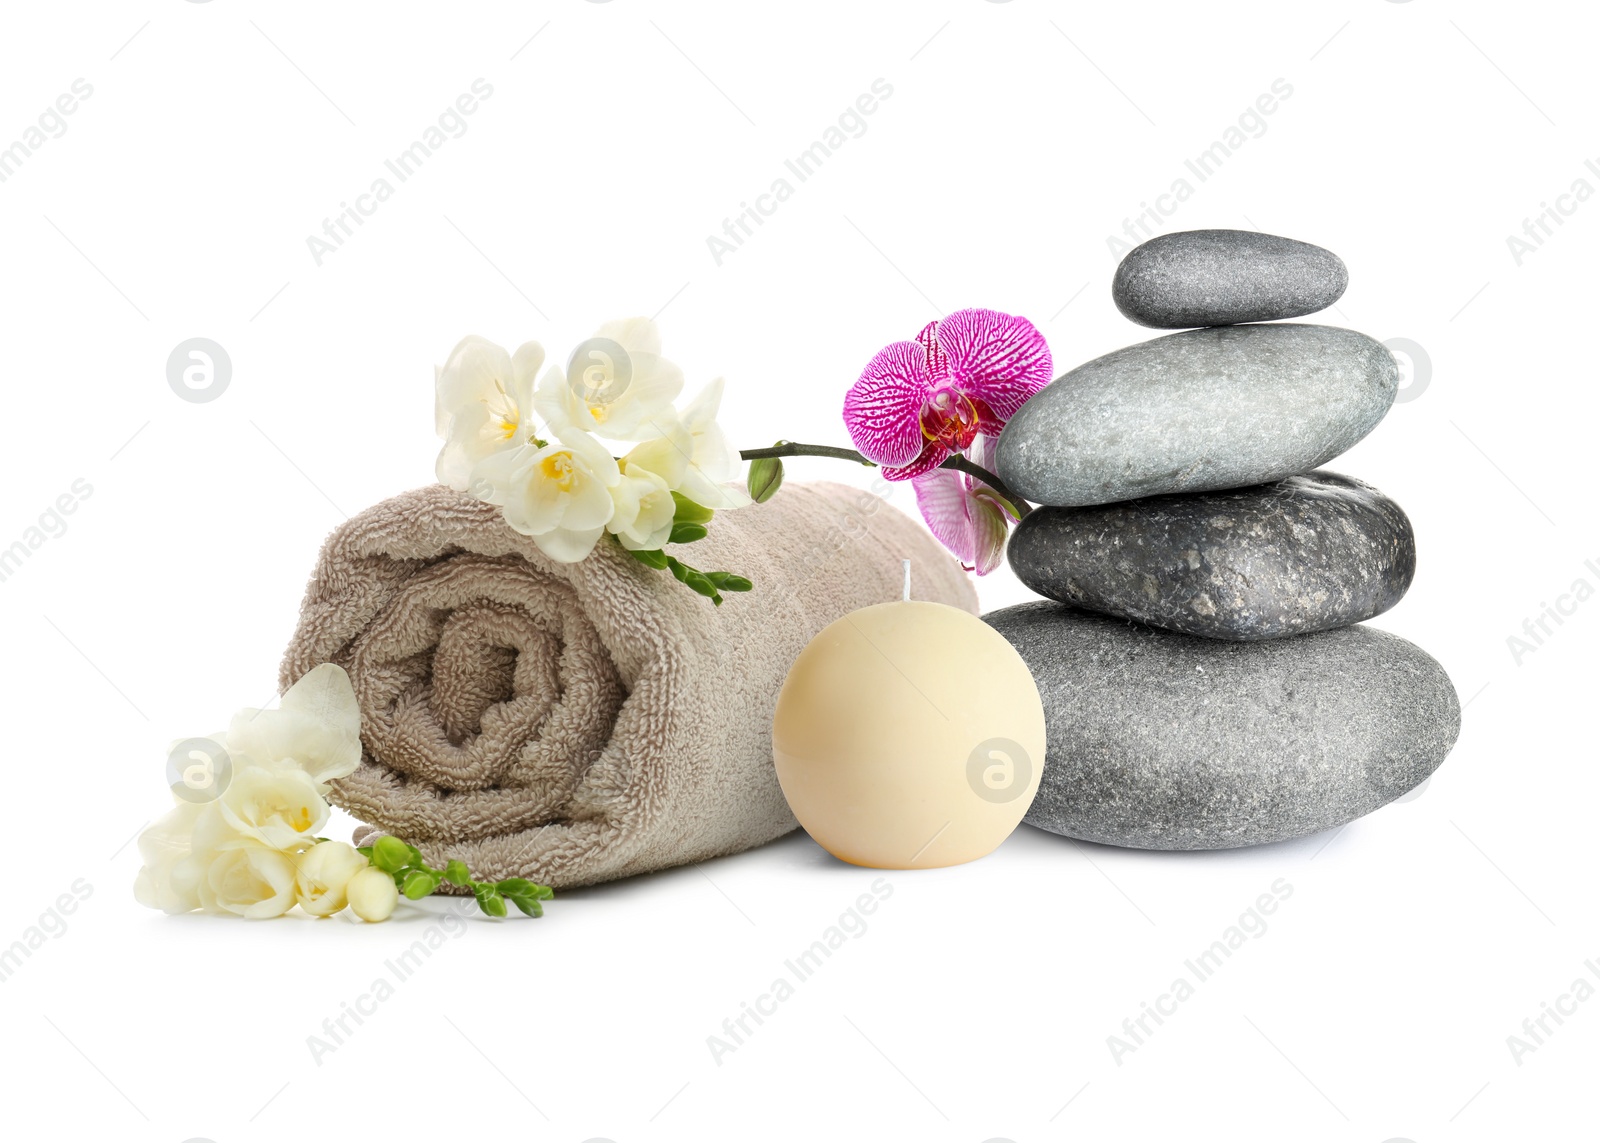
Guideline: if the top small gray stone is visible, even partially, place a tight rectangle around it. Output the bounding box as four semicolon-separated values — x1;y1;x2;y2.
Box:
1113;229;1348;329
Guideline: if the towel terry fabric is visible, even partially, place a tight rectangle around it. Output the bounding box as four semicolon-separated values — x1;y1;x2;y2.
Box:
279;481;977;887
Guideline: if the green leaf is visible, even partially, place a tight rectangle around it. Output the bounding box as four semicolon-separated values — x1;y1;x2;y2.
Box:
629;547;670;570
405;843;425;869
747;457;784;503
670;492;714;525
402;870;437;900
371;836;412;874
669;523;708;545
473;884;508;918
667;557;692;583
705;572;752;592
443;859;472;887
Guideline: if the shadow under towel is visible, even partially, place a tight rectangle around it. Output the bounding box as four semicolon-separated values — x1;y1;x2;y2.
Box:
279;481;976;888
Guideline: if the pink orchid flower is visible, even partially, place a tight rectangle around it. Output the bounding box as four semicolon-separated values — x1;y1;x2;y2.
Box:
911;434;1017;575
842;307;1052;480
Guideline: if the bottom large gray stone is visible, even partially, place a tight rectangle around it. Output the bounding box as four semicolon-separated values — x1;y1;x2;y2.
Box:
985;602;1460;849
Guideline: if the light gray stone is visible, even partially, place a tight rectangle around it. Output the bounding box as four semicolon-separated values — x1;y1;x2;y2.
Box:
1113;229;1348;328
1005;471;1416;640
985;602;1460;850
995;323;1397;508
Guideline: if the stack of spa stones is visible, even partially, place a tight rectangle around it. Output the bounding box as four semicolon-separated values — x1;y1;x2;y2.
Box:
984;230;1460;852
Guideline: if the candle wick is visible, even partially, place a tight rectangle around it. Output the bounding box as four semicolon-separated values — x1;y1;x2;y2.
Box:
902;559;911;602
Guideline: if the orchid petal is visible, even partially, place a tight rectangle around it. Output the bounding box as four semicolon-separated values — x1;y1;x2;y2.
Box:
843;340;930;467
911;467;976;566
916;320;950;385
880;438;949;481
969;493;1012;575
965;433;999;482
936;308;1053;422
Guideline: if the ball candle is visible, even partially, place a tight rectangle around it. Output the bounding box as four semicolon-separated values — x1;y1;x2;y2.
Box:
773;562;1046;869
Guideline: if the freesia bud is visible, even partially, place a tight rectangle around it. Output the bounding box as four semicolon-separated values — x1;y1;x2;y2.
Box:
295;841;368;917
347;866;400;922
370;835;413;873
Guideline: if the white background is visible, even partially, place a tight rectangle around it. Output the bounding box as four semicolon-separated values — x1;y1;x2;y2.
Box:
1;1;1594;1139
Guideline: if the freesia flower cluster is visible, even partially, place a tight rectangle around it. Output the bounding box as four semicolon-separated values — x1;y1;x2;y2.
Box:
435;317;752;565
133;665;556;921
133;665;400;921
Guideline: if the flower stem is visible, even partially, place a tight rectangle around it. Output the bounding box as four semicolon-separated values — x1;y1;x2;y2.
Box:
737;442;1032;519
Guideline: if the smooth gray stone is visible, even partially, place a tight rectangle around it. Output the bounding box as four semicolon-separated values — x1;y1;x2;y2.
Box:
995;323;1397;508
1006;471;1416;641
1113;229;1347;328
985;603;1459;850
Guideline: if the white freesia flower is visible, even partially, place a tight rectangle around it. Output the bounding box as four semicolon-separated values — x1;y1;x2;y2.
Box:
470;431;621;562
133;663;366;918
227;664;362;788
674;378;752;511
216;765;330;851
435;335;547;491
132;801;207;915
607;467;676;551
533;317;684;442
618;416;691;484
195;840;299;919
295;841;369;917
346;866;399;922
605;418;691;550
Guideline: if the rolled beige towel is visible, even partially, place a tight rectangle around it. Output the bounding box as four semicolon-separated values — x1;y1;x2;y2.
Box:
279;481;976;887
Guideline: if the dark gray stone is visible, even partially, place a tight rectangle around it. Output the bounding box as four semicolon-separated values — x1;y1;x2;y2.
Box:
1006;471;1416;641
1113;229;1348;329
995;323;1397;508
985;603;1459;850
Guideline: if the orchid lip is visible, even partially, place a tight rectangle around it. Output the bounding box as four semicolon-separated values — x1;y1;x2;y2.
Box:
918;389;981;451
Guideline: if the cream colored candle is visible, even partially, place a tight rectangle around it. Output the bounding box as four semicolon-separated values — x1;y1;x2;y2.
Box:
772;595;1046;869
